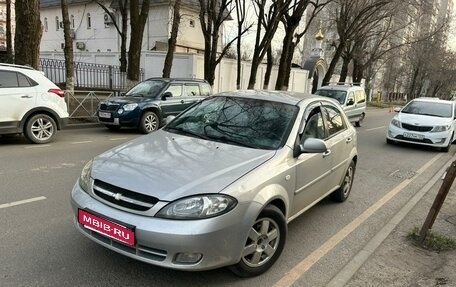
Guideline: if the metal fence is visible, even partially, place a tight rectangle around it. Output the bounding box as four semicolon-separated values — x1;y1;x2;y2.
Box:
65;90;116;121
39;58;145;91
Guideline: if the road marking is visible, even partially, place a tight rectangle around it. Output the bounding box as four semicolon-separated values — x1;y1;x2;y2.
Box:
389;169;400;177
273;153;443;287
24;145;51;149
109;137;128;141
70;141;93;144
365;126;386;132
0;196;47;209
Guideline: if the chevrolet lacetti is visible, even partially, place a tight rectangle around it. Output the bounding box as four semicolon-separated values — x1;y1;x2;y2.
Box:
71;90;358;277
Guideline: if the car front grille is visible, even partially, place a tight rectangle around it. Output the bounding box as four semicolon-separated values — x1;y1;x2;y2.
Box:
395;135;433;144
401;123;433;132
93;180;159;211
100;103;120;111
77;222;167;262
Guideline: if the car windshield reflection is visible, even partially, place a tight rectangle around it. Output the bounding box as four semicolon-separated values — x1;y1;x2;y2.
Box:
164;96;299;150
126;80;166;97
315;89;347;105
401;101;452;118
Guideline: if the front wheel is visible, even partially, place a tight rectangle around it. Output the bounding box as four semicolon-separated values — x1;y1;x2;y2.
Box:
24;114;57;144
139;111;159;134
331;160;356;202
355;113;365;127
229;205;287;277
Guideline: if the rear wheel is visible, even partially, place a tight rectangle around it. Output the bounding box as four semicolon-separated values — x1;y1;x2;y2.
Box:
24;114;57;144
355;113;365;127
139;111;159;134
331;160;355;202
229;205;287;277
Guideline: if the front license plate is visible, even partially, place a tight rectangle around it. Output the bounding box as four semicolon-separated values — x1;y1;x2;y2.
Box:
78;209;135;246
403;132;424;140
99;112;111;118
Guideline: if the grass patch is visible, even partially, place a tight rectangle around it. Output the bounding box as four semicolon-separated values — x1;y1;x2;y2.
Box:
408;226;456;251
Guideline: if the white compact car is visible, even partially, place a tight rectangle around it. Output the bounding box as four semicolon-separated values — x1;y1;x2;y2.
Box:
0;63;69;143
386;97;455;152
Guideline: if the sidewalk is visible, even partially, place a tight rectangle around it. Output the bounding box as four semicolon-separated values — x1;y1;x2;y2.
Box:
343;165;456;286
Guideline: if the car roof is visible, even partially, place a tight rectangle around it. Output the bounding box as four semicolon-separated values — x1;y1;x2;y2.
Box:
318;84;364;91
144;77;209;84
412;97;453;104
0;63;36;71
214;90;323;106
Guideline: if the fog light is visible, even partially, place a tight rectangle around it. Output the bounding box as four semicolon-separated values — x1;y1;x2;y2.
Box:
437;138;446;144
117;109;124;115
174;252;202;264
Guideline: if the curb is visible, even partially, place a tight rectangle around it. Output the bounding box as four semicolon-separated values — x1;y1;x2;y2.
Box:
326;154;456;287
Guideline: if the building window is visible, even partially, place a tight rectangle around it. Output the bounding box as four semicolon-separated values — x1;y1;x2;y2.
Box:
71;15;75;28
87;13;91;29
44;17;48;32
56;16;60;31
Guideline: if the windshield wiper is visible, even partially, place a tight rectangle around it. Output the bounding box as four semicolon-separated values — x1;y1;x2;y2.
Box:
419;113;447;118
166;126;209;140
205;135;258;149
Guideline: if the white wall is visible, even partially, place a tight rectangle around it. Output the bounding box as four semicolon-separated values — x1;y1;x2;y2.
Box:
40;51;312;94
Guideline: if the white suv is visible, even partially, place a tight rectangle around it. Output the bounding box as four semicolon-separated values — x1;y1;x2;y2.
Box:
0;63;69;143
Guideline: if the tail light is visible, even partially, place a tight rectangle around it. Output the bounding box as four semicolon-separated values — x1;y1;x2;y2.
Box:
48;88;65;98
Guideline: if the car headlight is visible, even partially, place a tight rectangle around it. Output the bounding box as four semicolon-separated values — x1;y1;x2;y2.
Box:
79;160;93;193
432;125;450;132
156;195;237;219
123;103;138;111
391;118;401;128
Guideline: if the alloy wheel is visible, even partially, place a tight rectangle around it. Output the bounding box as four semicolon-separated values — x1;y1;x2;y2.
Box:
144;114;158;132
30;117;54;141
342;165;354;197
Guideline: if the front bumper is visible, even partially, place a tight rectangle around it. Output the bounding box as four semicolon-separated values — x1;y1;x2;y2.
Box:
70;183;257;271
386;124;452;148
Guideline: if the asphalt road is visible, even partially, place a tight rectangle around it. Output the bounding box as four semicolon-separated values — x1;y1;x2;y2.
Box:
0;109;454;287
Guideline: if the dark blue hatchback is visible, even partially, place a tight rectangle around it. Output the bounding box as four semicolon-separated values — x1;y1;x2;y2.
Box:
97;78;212;133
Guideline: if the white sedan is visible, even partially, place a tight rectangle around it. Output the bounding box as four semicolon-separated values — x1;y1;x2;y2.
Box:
386;98;456;152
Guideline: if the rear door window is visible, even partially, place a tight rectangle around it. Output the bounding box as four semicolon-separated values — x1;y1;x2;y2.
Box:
17;73;32;87
200;83;212;96
164;84;183;97
0;71;19;88
185;84;201;96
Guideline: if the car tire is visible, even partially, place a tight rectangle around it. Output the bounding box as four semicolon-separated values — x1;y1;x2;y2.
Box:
105;125;121;131
24;114;57;144
139;111;159;134
229;205;287;278
331;160;356;202
355;113;365;127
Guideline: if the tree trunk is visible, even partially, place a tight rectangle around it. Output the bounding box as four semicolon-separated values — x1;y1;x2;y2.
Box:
163;0;181;78
120;1;128;73
61;0;74;94
322;42;345;86
6;0;13;63
14;0;42;69
248;58;262;89
281;42;295;91
236;24;242;89
275;24;297;90
263;45;273;89
127;0;150;86
338;56;351;83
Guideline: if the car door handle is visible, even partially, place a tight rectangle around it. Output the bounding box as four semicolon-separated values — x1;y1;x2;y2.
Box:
21;95;33;98
323;149;332;158
346;137;353;143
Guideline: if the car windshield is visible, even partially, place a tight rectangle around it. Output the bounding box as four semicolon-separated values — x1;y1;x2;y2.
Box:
164;96;299;150
125;80;166;97
315;89;347;105
401;101;453;118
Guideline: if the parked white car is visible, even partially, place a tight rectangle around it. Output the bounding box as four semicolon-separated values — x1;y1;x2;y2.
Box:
0;63;69;143
386;97;456;152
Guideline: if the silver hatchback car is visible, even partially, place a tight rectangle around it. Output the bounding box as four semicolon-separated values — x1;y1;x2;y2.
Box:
71;90;358;277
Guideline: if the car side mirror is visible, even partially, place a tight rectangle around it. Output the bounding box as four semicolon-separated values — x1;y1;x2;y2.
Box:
165;115;176;125
347;99;355;106
299;138;328;154
161;92;172;100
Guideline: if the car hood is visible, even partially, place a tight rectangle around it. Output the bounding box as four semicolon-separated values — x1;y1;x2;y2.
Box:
91;130;276;201
396;113;453;126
